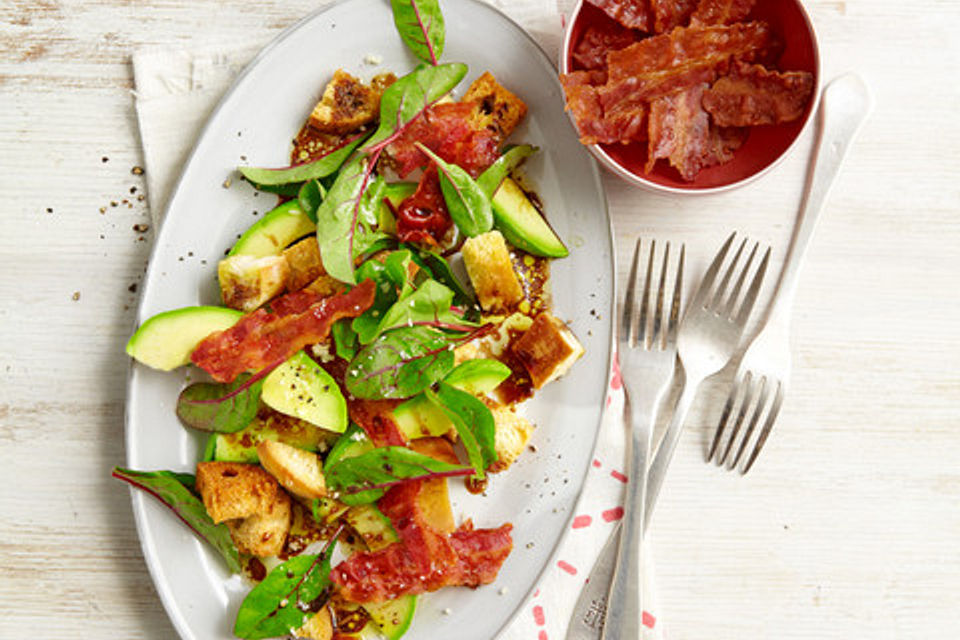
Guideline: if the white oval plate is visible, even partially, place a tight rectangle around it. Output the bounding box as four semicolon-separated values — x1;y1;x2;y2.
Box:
125;1;614;638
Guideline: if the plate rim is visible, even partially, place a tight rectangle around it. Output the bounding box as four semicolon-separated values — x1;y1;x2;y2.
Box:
124;1;616;638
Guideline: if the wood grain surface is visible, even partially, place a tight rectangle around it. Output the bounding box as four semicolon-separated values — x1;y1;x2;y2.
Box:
1;0;959;638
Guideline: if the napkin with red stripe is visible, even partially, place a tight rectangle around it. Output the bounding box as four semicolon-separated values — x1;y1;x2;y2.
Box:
131;2;662;638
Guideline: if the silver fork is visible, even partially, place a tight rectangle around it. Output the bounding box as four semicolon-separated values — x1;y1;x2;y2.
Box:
643;232;770;526
595;239;683;640
708;73;873;474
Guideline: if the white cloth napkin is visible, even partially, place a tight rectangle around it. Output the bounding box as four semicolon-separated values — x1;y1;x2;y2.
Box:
131;2;662;639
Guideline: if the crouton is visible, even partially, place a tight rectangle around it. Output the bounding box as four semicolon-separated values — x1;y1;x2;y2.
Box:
454;312;535;365
195;462;286;523
511;312;584;389
218;254;289;312
283;237;326;292
490;405;534;472
257;440;327;500
308;70;384;134
225;495;291;557
461;230;524;313
462;72;528;139
295;606;333;640
304;274;346;299
409;438;459;534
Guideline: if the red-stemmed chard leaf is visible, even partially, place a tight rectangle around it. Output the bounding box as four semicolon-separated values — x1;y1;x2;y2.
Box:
112;468;241;573
390;0;445;65
233;532;341;639
238;130;368;187
325;446;472;505
176;373;265;433
415;142;493;237
425;382;498;479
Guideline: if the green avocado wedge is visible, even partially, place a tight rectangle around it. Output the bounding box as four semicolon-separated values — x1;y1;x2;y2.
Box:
261;351;348;433
491;177;568;258
365;596;417;640
228;200;316;258
126;306;242;371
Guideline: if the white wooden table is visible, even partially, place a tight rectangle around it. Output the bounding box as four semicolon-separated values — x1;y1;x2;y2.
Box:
2;1;958;638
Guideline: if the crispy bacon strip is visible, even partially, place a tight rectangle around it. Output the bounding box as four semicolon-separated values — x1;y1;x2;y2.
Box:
599;22;777;111
650;0;698;33
561;71;647;145
703;61;814;126
386;102;501;178
647;84;745;180
331;481;513;603
349;399;406;447
572;24;637;71
190;279;376;382
586;0;653;32
690;0;756;26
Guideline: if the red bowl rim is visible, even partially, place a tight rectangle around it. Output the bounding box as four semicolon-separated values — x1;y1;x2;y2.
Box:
558;0;823;195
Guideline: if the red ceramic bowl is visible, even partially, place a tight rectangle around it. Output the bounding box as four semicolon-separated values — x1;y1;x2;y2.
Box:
560;0;822;194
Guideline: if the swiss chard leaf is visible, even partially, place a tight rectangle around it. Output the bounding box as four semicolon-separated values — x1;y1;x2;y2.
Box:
238;133;367;186
233;549;335;639
316;156;386;284
415;143;492;238
243;180;303;197
326;446;471;505
298;179;326;223
390;0;445;65
176;374;264;434
443;358;511;393
112;468;241;573
425;382;497;479
477;144;538;198
364;63;468;151
344;325;456;400
332;318;359;361
350;250;415;345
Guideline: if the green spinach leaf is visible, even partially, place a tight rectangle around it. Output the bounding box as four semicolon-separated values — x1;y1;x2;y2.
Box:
326;446;471;505
344;325;456;399
390;0;445;65
298;179;326;223
409;248;477;310
233;549;335;639
176;374;264;434
415;143;492;238
375;279;477;338
112;468;241;573
425;382;497;478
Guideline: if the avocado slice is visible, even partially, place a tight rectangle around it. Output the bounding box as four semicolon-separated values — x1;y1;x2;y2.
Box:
206;411;335;463
229;200;316;258
365;596;417;640
393;360;510;440
343;503;398;551
491;178;568;258
126;306;242;371
261;351;348;433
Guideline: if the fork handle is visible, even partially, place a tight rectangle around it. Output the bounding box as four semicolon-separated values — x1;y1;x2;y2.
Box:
644;374;702;527
601;395;659;640
767;74;872;326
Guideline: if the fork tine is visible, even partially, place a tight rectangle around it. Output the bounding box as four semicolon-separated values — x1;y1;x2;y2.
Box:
721;242;758;318
652;242;669;349
735;246;771;326
708;373;743;461
638;240;656;348
719;372;756;465
711;238;747;309
621;238;643;348
729;376;771;469
742;380;785;474
667;244;685;345
691;232;736;309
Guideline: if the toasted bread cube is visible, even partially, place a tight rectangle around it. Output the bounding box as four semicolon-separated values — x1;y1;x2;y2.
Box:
257;440;327;500
218;254;289;312
408;438;459;534
225;495;291;557
490;405;534;473
304;274;346;298
309;70;383;134
511;312;584;389
461;231;524;313
462;72;528;139
295;606;334;640
195;462;286;523
283;237;326;292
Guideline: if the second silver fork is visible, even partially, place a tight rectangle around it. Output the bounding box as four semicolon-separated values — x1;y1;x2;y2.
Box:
597;239;683;640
